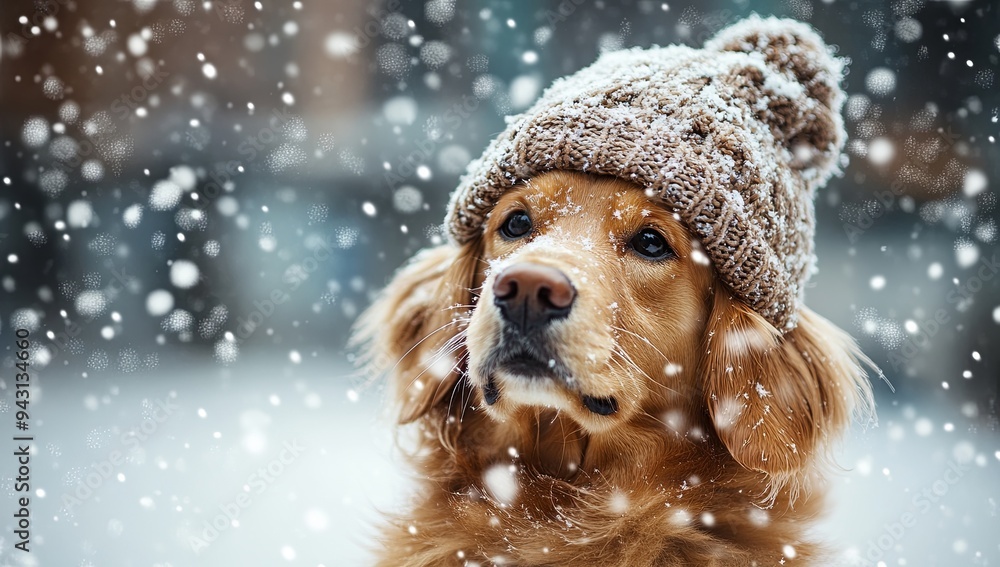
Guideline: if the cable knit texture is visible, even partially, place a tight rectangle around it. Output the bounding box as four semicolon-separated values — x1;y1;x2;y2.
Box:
445;15;847;332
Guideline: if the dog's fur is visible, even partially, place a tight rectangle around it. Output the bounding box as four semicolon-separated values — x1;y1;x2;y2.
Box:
356;171;874;566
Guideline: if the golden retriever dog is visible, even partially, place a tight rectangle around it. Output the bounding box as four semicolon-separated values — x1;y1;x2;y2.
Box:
356;170;874;566
357;15;876;566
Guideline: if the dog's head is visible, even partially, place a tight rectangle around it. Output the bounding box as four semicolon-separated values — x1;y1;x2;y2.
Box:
357;170;872;488
466;172;713;433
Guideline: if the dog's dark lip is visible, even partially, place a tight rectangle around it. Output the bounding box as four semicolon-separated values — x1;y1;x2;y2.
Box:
493;345;563;379
499;356;552;377
483;374;500;405
582;395;618;416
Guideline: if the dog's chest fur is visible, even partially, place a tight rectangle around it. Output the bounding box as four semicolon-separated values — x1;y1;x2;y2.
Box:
375;404;824;567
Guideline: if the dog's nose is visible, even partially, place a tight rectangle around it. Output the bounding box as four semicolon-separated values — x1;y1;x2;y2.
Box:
493;263;575;333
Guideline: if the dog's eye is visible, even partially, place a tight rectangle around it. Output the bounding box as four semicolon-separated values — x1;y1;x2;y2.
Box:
500;210;532;240
629;228;675;260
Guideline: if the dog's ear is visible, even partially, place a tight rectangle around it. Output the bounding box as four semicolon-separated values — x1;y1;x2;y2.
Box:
354;241;482;424
700;291;873;490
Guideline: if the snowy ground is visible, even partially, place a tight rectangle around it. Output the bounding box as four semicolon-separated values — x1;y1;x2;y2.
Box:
2;354;996;566
825;401;1000;566
0;354;404;566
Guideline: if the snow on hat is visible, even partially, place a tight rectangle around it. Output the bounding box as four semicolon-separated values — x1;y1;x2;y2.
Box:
445;15;847;332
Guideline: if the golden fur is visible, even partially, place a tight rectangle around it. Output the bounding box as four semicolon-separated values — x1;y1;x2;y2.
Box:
355;171;874;566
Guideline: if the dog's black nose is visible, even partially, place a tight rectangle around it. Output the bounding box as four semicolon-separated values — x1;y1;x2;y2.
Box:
493;263;575;334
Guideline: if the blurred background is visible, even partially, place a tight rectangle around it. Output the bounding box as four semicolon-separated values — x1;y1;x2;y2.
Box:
0;0;997;565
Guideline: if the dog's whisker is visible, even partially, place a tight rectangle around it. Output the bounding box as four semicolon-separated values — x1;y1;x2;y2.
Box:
445;352;472;419
610;325;673;362
619;346;680;394
458;369;475;425
401;328;468;394
389;316;468;378
441;355;469;415
608;344;681;397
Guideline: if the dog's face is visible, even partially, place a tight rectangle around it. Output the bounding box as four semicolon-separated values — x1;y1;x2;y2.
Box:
466;171;713;432
357;170;871;484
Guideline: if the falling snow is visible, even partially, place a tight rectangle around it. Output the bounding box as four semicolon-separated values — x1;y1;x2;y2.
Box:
0;3;996;566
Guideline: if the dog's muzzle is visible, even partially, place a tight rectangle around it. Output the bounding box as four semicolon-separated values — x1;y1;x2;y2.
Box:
482;263;617;416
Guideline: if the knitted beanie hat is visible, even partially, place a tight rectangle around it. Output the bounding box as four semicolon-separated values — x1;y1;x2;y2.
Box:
445;15;847;332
